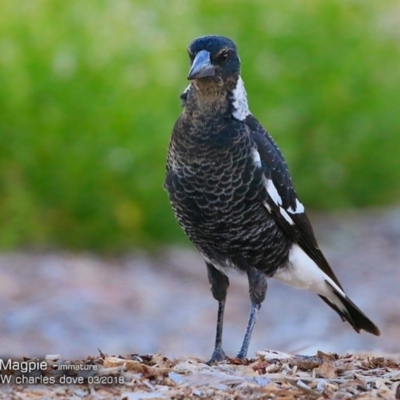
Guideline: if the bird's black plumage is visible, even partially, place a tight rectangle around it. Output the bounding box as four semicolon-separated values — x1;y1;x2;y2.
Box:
165;35;380;363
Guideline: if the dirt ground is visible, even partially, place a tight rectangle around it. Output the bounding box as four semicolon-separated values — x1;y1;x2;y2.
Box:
0;207;399;398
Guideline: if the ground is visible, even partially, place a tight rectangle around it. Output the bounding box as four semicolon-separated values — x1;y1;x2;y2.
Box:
0;351;399;399
0;208;399;398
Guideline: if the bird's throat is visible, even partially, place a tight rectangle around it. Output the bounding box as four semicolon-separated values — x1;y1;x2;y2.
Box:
185;82;231;119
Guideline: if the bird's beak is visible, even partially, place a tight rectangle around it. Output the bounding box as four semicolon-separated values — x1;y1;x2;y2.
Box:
187;50;215;80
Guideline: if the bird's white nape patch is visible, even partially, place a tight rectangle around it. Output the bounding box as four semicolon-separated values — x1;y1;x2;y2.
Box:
287;198;305;214
273;244;347;312
231;76;250;121
251;149;262;168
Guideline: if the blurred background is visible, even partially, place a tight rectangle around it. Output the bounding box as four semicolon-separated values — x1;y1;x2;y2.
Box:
0;0;399;359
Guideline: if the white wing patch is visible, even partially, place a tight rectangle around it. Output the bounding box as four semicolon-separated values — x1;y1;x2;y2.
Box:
273;244;347;313
232;76;250;121
287;198;305;214
251;149;262;168
262;177;294;225
265;178;282;206
279;207;295;225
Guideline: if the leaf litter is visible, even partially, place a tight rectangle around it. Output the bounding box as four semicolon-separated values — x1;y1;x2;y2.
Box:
0;349;399;399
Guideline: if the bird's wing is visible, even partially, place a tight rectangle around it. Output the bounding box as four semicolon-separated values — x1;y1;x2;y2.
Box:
246;115;343;289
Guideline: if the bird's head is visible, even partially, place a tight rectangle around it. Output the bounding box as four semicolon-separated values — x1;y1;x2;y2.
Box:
187;36;240;87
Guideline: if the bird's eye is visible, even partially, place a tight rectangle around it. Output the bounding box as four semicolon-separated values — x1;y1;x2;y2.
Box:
218;50;230;63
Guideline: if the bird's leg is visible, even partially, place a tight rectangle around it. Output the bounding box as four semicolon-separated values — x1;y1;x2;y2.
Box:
211;297;226;362
237;266;268;360
206;263;229;364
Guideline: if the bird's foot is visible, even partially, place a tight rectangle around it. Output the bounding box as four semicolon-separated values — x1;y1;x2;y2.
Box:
207;348;227;365
236;349;248;360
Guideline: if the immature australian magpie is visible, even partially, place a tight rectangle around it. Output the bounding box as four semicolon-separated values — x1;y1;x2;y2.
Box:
164;35;380;363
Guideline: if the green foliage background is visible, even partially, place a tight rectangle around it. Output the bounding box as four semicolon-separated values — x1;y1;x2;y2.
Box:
0;0;399;251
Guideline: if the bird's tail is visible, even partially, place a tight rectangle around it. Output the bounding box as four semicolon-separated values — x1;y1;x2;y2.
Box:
319;282;380;336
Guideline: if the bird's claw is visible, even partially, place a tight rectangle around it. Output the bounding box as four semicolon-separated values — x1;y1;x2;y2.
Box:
207;348;227;365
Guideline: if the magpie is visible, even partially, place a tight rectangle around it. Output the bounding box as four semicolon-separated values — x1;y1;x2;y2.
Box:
164;35;380;363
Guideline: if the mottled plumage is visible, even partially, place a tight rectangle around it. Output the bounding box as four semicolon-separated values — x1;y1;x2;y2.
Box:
164;35;380;363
